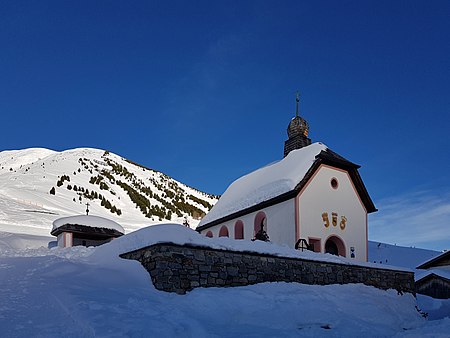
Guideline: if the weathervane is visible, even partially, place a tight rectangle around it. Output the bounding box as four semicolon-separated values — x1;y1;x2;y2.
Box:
86;202;90;216
295;91;300;117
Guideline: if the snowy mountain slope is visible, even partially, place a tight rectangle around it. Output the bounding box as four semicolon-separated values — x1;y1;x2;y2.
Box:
0;148;56;171
0;147;218;236
368;241;441;269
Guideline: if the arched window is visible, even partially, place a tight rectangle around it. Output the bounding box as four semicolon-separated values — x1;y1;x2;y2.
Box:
234;220;244;239
206;231;213;238
254;211;267;237
219;226;229;237
325;235;346;257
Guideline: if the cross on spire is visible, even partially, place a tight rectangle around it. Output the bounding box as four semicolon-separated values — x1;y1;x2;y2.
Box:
86;202;90;215
295;91;300;117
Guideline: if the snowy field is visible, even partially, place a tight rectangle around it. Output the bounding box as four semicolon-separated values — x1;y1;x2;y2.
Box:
1;225;449;337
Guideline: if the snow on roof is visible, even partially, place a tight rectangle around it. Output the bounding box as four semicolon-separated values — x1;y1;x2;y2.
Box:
198;142;327;227
92;223;410;272
415;269;450;282
416;250;450;269
52;215;125;234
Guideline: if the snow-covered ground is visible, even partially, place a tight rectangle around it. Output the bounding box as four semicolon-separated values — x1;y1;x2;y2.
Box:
368;241;440;269
0;224;449;337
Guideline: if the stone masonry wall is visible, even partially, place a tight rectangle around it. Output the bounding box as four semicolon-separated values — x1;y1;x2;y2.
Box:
120;243;415;295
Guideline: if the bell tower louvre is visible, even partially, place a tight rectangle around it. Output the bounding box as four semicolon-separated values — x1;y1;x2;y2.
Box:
283;92;312;157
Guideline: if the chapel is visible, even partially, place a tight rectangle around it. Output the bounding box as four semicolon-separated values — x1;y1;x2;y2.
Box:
196;94;377;262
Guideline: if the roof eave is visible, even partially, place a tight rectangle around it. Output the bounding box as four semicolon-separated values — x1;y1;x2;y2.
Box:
51;223;124;237
416;251;450;269
416;272;450;284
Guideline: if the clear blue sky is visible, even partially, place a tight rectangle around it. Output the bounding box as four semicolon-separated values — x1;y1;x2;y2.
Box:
1;1;449;250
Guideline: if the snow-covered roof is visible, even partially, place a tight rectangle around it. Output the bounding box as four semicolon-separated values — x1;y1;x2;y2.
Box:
198;142;327;227
416;250;450;269
52;215;125;234
415;269;450;282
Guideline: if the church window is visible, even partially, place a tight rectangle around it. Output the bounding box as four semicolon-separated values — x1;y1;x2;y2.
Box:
206;231;213;238
254;211;267;237
330;177;338;189
219;226;229;237
234;220;244;239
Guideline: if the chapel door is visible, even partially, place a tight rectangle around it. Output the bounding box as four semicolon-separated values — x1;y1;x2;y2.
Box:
325;240;339;256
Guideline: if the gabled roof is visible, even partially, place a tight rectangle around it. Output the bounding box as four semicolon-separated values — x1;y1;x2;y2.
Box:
415;269;450;283
197;143;376;231
416;250;450;270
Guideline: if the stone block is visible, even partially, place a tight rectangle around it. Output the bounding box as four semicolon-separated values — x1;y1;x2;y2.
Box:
227;267;239;277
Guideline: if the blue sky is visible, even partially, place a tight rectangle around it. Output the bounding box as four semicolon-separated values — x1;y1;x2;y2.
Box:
1;1;449;250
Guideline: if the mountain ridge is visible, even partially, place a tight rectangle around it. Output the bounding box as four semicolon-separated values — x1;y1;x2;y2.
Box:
0;147;218;236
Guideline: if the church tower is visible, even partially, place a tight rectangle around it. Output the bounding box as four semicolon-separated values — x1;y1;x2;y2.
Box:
283;92;312;157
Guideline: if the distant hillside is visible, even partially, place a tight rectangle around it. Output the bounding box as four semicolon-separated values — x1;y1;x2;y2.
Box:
0;147;218;235
368;241;440;269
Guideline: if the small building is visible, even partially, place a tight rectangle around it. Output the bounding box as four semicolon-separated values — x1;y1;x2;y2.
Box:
415;271;450;299
197;95;376;262
51;215;125;248
416;250;450;270
415;250;450;299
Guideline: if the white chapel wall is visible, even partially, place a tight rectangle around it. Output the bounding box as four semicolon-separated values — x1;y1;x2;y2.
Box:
200;199;296;245
298;165;368;261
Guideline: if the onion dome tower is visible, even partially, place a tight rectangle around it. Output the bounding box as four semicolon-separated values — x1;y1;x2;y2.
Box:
283;92;312;157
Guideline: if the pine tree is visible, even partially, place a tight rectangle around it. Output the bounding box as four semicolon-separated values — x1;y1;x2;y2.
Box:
50;187;56;195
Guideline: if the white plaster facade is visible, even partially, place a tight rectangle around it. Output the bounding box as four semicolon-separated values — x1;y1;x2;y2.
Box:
203;199;295;245
297;164;367;261
57;232;73;248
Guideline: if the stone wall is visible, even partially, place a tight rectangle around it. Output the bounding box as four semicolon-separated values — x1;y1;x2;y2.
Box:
120;243;415;295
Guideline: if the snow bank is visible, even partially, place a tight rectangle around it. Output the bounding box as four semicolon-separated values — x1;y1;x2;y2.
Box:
52;215;125;233
199;142;327;226
0;249;432;337
416;294;450;320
